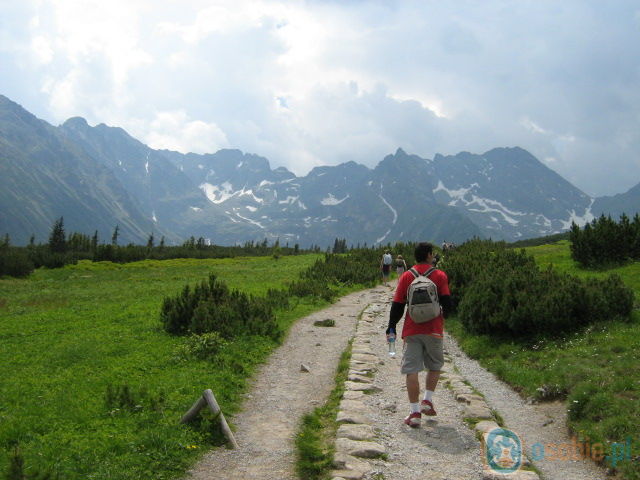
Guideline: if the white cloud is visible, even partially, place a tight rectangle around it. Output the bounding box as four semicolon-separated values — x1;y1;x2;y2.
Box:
30;35;53;64
1;0;639;196
145;110;228;154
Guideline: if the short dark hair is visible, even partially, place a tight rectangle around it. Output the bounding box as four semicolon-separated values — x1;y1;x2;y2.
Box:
414;242;433;262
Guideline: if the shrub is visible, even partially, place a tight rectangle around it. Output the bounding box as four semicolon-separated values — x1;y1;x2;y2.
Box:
160;274;282;341
0;248;34;278
450;239;635;337
570;213;640;267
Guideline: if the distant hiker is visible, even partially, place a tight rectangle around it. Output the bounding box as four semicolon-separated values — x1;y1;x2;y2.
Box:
395;255;407;276
380;250;393;285
385;242;452;428
441;240;447;252
432;253;441;267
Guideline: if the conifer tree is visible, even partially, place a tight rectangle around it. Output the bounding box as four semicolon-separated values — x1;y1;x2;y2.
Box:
91;230;99;252
48;217;67;253
111;225;119;246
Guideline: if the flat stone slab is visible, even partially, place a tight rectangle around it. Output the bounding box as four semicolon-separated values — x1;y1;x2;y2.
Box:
465;402;493;419
330;469;364;480
333;453;370;472
347;374;373;383
342;390;365;400
452;385;475;395
351;348;375;355
349;361;377;372
336;410;372;425
336;438;386;458
475;420;501;434
353;336;371;343
457;393;485;404
344;381;381;393
482;468;540;480
339;399;368;413
337;424;376;441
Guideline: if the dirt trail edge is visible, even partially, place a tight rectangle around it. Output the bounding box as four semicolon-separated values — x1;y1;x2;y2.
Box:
185;286;385;480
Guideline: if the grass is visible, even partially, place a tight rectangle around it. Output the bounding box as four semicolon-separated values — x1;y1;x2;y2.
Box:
295;336;355;479
447;240;640;478
0;254;368;479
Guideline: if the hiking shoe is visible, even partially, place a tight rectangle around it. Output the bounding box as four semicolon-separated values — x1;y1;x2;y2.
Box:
421;400;437;416
404;412;421;428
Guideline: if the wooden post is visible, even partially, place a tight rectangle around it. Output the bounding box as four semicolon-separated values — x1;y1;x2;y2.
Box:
180;389;239;449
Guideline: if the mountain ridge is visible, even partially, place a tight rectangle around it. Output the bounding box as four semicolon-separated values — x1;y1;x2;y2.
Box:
1;95;638;246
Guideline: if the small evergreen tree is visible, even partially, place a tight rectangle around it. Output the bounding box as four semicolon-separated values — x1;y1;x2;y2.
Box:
111;225;119;246
48;217;67;253
91;230;99;252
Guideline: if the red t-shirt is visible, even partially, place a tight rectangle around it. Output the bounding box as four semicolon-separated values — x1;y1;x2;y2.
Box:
393;263;450;339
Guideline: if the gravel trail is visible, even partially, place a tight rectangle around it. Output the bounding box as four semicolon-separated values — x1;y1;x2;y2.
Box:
445;334;607;480
357;291;484;480
185;281;607;480
184;287;380;480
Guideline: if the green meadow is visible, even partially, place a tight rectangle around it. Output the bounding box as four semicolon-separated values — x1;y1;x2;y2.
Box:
0;254;355;479
447;240;640;478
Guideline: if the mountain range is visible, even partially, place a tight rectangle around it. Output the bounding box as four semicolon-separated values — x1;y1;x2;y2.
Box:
1;94;638;247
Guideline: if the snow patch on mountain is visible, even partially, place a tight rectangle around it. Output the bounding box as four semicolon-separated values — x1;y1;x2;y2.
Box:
200;182;234;203
433;180;525;226
278;196;307;209
376;229;392;244
321;193;350;205
379;195;398;224
238;189;264;204
235;211;265;229
433;180;478;203
561;199;595;229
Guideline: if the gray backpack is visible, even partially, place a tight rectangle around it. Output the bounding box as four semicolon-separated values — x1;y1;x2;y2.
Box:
406;267;441;323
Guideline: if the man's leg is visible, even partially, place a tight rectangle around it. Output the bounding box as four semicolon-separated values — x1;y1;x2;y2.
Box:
426;370;440;392
406;373;420;403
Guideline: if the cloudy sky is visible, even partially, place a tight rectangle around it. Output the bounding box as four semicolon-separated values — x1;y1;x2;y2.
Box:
1;1;639;196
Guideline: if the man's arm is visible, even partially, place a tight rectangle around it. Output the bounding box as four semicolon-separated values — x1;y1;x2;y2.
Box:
386;301;405;334
440;294;452;318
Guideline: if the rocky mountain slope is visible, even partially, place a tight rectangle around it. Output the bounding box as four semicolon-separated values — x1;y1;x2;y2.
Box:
1;95;637;246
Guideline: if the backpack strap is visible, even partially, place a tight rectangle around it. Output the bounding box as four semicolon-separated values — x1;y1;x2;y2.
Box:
409;267;436;278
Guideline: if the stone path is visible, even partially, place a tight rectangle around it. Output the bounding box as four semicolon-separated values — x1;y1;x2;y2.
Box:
184;287;377;480
185;282;607;480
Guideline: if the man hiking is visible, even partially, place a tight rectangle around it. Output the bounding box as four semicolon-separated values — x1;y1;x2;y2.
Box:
385;242;452;427
380;250;393;285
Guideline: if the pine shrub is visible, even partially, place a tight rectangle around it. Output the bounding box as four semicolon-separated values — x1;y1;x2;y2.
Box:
0;248;34;278
448;239;635;338
160;274;282;341
570;213;640;267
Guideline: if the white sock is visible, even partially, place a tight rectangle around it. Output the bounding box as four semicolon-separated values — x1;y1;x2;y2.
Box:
410;402;420;413
423;390;434;402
